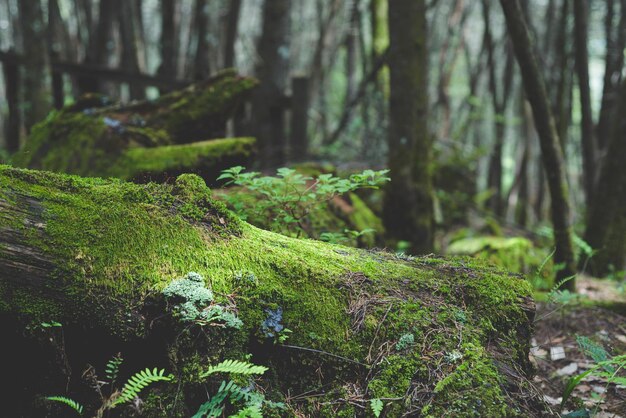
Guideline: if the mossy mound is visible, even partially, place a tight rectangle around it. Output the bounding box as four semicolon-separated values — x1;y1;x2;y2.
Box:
12;70;257;184
0;166;550;417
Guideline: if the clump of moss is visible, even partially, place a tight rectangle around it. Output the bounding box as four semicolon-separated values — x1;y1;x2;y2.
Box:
0;166;546;416
109;138;256;184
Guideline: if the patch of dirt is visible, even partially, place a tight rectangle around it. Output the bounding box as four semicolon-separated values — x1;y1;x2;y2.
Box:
532;298;626;417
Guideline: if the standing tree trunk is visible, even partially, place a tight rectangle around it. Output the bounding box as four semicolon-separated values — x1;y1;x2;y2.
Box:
119;0;146;100
252;0;291;167
78;0;116;94
596;0;626;151
583;77;626;276
383;0;434;255
500;0;576;289
18;0;50;132
157;0;178;93
193;0;211;81
573;0;597;206
223;0;241;68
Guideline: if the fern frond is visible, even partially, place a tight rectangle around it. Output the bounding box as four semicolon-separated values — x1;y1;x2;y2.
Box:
201;359;268;378
370;398;383;417
229;404;263;418
112;368;173;406
105;353;124;383
45;396;84;415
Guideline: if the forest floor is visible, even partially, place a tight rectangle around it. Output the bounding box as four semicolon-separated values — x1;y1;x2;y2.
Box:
532;277;626;417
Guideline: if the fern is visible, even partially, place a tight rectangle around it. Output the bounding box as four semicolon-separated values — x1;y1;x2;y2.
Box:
370;398;383;417
45;396;84;415
113;368;173;406
201;359;268;378
229;404;263;418
105;353;124;384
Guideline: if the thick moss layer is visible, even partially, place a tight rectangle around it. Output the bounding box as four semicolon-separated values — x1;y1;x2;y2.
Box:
12;70;258;182
110;137;255;185
0;166;547;417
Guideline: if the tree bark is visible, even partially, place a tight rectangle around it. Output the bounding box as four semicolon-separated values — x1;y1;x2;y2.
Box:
500;0;576;289
596;0;626;151
118;0;146;100
157;0;178;93
251;0;291;167
383;0;434;255
223;0;241;68
192;0;211;81
583;77;626;276
573;0;597;206
0;165;546;417
18;0;50;132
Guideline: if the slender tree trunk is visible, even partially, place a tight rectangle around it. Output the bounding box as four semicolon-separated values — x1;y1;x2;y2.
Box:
78;0;116;94
223;0;241;68
500;0;576;289
18;0;50;131
573;0;597;206
157;0;178;92
345;0;359;104
193;0;211;81
483;0;514;217
583;77;626;276
252;0;291;167
383;0;434;254
597;0;626;151
118;0;146;100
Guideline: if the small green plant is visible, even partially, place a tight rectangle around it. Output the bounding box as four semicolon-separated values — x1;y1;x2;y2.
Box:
370;398;383;417
162;272;243;328
395;333;415;351
193;359;283;418
112;368;173;406
45;353;172;416
217;166;389;238
45;396;83;415
561;336;626;414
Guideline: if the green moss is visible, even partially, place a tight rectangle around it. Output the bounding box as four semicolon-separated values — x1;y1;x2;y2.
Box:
12;110;112;175
108;137;255;181
156;70;259;143
423;344;510;417
0;166;540;415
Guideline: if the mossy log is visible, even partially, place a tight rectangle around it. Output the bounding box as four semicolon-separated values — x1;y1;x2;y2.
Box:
0;166;550;417
12;70;257;185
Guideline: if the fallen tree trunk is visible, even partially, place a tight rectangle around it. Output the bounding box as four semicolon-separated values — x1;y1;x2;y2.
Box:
0;166;550;417
12;70;257;185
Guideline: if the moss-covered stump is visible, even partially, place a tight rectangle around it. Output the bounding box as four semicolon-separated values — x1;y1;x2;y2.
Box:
0;166;550;417
12;70;257;184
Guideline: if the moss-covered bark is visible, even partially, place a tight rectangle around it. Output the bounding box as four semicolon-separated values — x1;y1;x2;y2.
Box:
12;70;257;185
0;166;550;417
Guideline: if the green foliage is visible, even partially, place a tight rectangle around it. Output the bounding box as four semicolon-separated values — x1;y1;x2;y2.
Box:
370;398;383;417
193;359;282;418
217;166;389;238
47;353;172;415
395;333;415;351
162;272;242;328
561;336;626;411
113;368;173;406
446;235;549;282
105;353;124;385
45;396;83;415
201;359;268;378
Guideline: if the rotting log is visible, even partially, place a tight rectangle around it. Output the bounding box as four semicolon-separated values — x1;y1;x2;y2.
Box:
12;70;258;186
0;166;551;417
